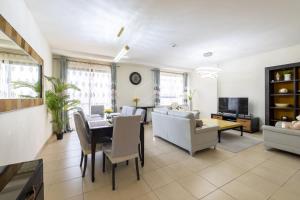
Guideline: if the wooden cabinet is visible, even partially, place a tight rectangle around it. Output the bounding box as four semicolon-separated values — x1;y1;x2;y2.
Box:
211;114;259;133
236;118;252;132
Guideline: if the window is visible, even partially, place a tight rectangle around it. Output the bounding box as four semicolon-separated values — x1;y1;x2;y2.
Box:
67;61;111;114
160;72;184;105
0;61;41;99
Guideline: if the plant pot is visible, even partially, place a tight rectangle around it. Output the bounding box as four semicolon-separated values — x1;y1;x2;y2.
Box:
56;132;63;140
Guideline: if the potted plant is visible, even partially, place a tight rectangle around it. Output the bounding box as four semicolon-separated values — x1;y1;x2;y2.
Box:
12;80;41;98
44;76;80;140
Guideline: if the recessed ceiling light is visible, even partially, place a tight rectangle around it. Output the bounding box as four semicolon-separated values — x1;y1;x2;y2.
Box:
170;43;177;48
117;27;125;37
203;52;213;57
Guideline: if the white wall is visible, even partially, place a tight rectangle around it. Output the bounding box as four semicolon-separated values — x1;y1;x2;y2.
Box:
0;0;52;165
218;44;300;125
190;73;218;118
116;63;154;109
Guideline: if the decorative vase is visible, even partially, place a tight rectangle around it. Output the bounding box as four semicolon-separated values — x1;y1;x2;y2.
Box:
284;74;292;81
275;72;280;81
189;101;193;111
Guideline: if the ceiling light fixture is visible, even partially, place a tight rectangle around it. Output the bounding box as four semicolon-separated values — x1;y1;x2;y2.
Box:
195;66;221;79
203;52;213;57
117;27;125;37
113;45;130;62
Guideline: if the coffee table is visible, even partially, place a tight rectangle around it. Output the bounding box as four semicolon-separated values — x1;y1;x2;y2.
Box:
201;118;243;143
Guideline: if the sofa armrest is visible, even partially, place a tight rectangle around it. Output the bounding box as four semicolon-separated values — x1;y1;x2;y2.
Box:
195;126;219;134
262;125;300;137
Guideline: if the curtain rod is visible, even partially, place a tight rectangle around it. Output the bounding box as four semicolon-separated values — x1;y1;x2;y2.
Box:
53;57;112;67
160;70;187;75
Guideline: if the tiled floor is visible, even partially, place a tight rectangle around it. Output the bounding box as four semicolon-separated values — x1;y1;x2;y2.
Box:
38;125;300;200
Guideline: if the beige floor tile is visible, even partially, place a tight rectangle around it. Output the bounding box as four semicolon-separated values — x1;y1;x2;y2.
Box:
66;194;83;200
221;181;267;200
142;168;174;189
131;192;159;200
181;157;212;173
269;187;300;200
251;165;293;186
177;174;217;199
39;125;298;200
46;178;82;200
117;178;151;199
236;172;280;198
84;185;121;200
154;182;197;200
44;166;82;185
161;162;194;180
224;156;259;171
199;161;246;187
200;190;235;200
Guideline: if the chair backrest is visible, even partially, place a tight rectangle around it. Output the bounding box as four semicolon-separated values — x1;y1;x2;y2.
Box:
73;112;90;152
91;105;104;115
121;106;136;116
111;116;141;158
135;108;146;122
77;107;90;132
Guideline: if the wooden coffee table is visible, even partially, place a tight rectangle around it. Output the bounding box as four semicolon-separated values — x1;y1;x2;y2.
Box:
201;118;243;143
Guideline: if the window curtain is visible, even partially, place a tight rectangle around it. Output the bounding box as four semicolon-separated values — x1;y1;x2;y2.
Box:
153;68;160;106
59;56;70;132
111;63;117;112
183;72;188;106
66;61;112;114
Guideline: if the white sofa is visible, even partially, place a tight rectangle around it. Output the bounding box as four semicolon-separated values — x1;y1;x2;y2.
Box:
262;125;300;155
152;109;218;155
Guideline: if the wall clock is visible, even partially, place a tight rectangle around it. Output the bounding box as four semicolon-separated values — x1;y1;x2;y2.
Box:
129;72;142;85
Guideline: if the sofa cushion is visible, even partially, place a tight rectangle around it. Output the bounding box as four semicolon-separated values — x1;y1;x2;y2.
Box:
153;108;168;115
167;110;194;119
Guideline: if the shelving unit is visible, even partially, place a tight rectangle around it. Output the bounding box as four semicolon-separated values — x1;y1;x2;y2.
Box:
265;62;300;125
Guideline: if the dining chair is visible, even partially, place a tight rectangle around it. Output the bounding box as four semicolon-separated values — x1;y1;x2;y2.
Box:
73;112;104;177
102;115;141;190
91;105;104;116
121;106;136;116
135;108;146;123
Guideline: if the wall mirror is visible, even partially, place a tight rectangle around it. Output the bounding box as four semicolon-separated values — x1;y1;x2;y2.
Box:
0;15;43;112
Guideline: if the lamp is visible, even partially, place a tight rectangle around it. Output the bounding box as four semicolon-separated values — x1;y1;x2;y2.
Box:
195;66;221;79
113;45;130;62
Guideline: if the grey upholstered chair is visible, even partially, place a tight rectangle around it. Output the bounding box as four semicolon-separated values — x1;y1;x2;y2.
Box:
73;112;103;177
135;108;146;123
91;105;104;116
120;106;136;116
103;116;141;190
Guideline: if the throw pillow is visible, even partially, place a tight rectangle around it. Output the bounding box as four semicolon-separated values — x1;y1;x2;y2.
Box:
291;121;300;130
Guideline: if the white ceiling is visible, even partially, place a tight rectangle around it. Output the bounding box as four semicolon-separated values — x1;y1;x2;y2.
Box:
25;0;300;69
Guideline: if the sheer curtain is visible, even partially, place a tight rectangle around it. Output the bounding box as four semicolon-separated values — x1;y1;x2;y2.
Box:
160;72;184;106
0;60;40;99
67;61;111;115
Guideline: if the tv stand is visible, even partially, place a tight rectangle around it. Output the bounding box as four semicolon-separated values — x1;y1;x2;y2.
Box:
211;113;259;133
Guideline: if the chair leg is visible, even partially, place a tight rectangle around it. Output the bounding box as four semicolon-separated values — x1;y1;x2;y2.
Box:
82;155;87;177
112;164;116;190
102;152;106;173
135;157;140;180
80;151;84;167
138;144;142;160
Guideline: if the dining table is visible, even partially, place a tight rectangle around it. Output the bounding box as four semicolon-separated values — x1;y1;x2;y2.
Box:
87;117;144;182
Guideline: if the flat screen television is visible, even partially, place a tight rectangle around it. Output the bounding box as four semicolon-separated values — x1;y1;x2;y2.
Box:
218;97;248;115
